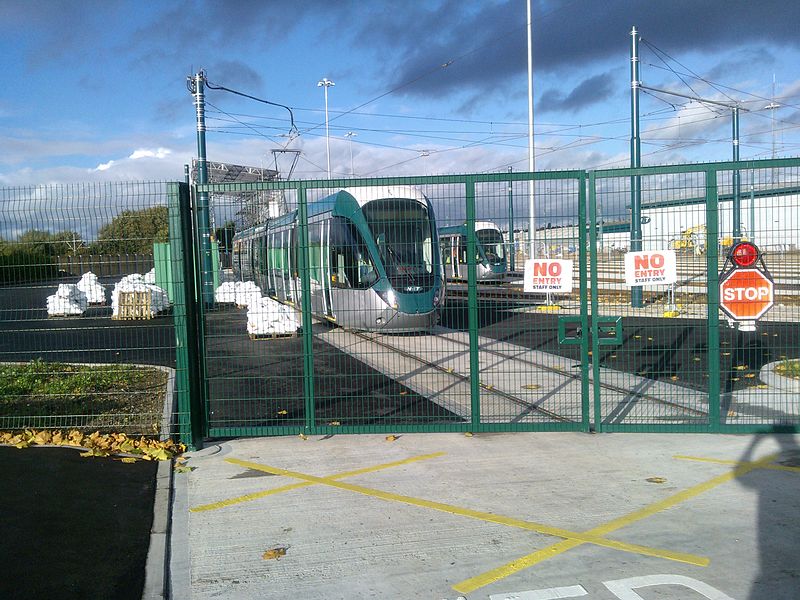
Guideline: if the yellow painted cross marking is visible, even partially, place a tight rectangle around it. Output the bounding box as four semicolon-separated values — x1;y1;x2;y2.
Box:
453;451;780;594
190;452;445;513
674;453;800;474
225;457;708;568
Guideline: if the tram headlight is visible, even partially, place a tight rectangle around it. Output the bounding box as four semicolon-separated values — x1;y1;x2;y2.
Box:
377;289;397;309
433;286;444;307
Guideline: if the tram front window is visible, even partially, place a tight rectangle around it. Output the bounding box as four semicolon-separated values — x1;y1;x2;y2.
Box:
476;229;505;265
364;199;434;291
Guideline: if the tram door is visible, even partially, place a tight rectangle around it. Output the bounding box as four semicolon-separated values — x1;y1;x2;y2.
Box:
321;221;333;318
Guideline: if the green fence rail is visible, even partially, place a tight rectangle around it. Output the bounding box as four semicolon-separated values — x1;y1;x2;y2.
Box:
1;158;798;448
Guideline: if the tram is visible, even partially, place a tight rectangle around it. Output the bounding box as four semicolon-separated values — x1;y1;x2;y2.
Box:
232;186;445;332
438;221;507;282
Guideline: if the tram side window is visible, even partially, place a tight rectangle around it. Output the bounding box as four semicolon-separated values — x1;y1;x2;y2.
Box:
329;217;377;289
440;238;451;264
458;235;468;264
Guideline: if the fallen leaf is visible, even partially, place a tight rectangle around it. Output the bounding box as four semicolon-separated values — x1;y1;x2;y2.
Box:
385;435;399;442
464;432;474;437
263;547;287;560
646;477;667;484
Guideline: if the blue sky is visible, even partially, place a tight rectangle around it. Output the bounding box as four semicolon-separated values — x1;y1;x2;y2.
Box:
2;0;800;186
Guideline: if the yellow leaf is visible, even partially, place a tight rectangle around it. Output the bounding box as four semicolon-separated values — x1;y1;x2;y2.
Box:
646;476;667;484
262;547;287;560
464;432;474;437
385;435;399;442
174;464;194;473
120;457;138;464
277;409;288;416
734;365;748;371
33;431;52;445
298;434;308;440
328;421;341;426
51;430;64;445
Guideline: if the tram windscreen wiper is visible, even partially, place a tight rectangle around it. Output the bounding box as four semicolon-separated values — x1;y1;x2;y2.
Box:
386;243;418;284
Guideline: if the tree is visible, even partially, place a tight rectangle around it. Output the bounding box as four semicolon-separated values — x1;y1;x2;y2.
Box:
15;230;85;255
91;206;168;254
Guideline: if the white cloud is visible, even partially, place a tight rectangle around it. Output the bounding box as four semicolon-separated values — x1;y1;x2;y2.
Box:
129;147;172;160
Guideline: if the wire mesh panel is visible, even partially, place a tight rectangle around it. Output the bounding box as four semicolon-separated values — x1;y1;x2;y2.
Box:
591;169;711;431
590;161;800;432
716;164;800;431
0;182;185;437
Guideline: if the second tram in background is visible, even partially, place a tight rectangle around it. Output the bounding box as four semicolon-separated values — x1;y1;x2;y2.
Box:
232;186;445;332
439;221;507;282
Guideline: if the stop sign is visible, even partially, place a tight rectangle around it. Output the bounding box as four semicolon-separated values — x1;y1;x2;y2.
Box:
719;268;774;320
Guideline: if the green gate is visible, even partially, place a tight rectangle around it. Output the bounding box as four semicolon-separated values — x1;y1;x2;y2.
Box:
172;159;800;447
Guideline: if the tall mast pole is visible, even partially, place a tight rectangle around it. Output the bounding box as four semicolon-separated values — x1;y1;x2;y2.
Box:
189;70;214;306
630;26;643;308
526;0;536;261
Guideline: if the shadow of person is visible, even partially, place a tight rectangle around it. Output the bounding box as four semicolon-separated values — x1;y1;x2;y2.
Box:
738;433;800;599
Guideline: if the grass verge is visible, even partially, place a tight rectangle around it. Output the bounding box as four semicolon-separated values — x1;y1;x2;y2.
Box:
0;359;168;434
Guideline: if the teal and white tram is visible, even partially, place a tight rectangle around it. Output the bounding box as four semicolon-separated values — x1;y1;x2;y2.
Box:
232;186;445;332
438;221;507;282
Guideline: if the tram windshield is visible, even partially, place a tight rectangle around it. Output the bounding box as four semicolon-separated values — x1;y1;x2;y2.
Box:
363;198;434;290
476;228;505;265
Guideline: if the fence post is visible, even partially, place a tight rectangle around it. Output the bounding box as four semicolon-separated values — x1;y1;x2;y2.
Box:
578;171;591;432
465;177;481;430
296;184;316;433
168;181;205;449
705;168;721;431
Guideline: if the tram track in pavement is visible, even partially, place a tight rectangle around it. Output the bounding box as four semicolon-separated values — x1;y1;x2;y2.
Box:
347;327;709;424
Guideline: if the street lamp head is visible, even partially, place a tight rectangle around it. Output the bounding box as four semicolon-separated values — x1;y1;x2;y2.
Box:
318;78;335;88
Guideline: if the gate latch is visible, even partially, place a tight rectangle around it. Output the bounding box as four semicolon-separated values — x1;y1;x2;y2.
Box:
558;316;583;346
558;315;623;346
596;316;622;346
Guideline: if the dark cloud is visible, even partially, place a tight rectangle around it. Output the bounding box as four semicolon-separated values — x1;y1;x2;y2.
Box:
538;72;616;113
369;0;800;104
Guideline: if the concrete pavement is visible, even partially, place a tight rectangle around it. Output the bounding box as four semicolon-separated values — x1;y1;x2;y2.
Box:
167;432;800;599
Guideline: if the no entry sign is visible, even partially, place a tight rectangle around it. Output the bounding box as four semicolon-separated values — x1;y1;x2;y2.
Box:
624;250;677;287
524;259;573;293
719;268;774;320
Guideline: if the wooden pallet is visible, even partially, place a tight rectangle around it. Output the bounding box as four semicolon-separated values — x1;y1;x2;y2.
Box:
248;331;297;340
113;290;153;320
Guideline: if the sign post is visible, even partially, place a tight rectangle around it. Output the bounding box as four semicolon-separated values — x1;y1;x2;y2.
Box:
718;242;774;332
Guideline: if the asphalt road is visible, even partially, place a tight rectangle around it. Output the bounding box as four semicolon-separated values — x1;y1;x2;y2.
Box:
0;446;156;600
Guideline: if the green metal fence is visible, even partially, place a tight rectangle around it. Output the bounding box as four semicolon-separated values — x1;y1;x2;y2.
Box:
0;182;191;440
1;158;798;449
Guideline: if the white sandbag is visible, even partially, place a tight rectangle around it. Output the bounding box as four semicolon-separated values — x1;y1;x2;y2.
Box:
46;284;88;316
76;271;106;304
247;296;299;336
215;281;237;304
235;281;262;307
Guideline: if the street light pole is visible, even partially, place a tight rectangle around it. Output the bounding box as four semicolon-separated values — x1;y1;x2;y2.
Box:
317;78;335;178
345;131;357;176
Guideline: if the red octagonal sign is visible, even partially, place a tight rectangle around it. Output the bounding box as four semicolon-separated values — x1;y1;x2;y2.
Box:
719;268;774;320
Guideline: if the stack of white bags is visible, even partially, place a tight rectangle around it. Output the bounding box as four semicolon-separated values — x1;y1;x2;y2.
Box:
46;284;88;316
111;273;169;318
247;296;299;336
214;280;261;307
214;281;299;336
76;271;106;304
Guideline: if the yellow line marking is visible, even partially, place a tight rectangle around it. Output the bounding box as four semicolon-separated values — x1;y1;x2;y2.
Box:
190;452;445;513
674;454;800;474
453;451;780;595
226;457;708;567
